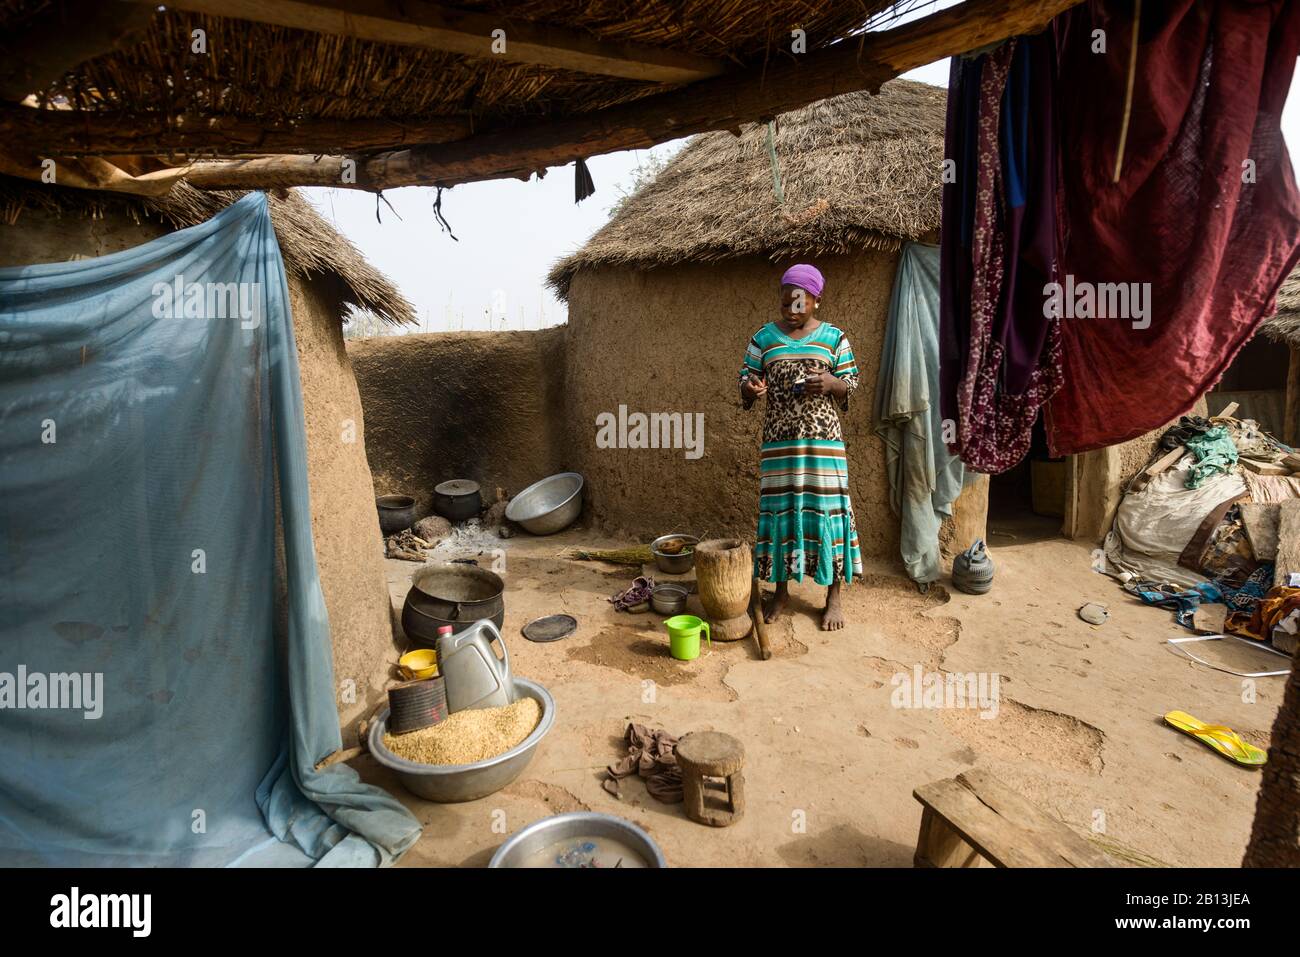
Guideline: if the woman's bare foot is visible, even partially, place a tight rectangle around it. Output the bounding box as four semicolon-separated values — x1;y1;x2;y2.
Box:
821;581;845;631
764;582;790;623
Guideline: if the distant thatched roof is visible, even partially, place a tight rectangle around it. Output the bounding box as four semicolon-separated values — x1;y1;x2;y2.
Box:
548;80;945;299
1260;264;1300;347
0;176;414;325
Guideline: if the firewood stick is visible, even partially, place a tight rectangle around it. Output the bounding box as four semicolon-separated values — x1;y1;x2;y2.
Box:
315;746;364;771
314;705;386;771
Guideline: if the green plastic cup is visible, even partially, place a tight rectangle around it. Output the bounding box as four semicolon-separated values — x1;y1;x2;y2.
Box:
664;615;711;661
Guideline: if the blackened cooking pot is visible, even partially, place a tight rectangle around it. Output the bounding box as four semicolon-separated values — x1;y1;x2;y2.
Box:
376;494;416;536
432;479;482;523
402;562;505;648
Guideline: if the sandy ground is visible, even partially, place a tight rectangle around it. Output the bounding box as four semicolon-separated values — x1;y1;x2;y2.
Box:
355;518;1286;868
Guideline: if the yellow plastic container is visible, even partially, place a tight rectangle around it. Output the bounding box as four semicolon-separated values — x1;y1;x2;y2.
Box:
398;648;439;680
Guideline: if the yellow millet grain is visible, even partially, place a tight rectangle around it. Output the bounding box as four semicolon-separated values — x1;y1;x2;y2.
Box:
384;698;542;765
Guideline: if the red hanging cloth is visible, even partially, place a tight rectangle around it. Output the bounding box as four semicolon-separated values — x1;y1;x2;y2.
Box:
1045;0;1300;455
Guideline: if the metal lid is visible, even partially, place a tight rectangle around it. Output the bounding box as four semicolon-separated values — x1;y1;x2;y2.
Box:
521;614;579;643
435;479;481;496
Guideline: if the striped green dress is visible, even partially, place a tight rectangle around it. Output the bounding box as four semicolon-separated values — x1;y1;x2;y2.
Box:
740;321;862;586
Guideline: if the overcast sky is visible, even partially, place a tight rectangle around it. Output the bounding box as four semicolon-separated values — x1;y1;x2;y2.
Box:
304;49;1300;335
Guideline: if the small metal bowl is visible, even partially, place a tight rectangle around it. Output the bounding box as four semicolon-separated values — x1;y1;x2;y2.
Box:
651;583;689;616
489;812;667;868
650;534;699;574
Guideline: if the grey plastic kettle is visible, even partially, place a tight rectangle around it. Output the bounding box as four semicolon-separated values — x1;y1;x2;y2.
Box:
952;539;995;595
435;620;513;713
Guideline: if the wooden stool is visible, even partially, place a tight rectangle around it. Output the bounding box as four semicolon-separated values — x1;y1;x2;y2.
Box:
912;769;1112;867
676;731;745;827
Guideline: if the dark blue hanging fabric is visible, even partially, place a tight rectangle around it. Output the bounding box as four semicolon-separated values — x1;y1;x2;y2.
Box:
0;192;420;866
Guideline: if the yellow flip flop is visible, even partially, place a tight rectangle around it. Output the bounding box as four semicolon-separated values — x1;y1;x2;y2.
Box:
1164;711;1267;768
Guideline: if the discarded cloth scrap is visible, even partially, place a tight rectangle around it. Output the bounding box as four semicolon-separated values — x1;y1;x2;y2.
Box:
1184;427;1239;489
1129;564;1274;630
1226;585;1300;644
609;576;655;612
604;723;683;803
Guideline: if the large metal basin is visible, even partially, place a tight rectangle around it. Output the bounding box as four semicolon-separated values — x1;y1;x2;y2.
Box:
489;812;667;868
368;677;554;803
505;472;583;535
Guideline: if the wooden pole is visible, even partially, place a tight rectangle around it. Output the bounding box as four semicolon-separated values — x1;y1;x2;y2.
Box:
1285;345;1300;447
0;104;472;156
749;578;772;661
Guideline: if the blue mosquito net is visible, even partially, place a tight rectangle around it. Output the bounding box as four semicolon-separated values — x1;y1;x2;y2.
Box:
0;192;419;866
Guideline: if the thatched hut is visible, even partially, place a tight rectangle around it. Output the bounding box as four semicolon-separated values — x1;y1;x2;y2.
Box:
547;80;984;561
0;177;414;740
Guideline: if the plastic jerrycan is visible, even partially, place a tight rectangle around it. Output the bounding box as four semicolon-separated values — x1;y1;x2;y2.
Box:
435;620;513;712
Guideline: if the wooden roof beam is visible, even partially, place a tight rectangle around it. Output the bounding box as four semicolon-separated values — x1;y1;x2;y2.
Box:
182;0;1084;193
133;0;725;83
0;104;472;155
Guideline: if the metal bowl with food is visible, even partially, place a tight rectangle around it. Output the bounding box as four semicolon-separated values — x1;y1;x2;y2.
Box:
367;677;554;803
650;534;699;574
505;472;584;535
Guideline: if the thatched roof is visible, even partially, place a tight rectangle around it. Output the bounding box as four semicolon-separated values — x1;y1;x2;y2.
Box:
0;1;888;137
0;176;415;325
0;1;1083;197
1260;264;1300;347
548;80;944;299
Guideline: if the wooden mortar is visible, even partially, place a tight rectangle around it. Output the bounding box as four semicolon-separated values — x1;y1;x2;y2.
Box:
695;538;752;641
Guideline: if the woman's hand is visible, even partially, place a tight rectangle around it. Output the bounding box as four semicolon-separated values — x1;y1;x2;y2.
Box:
801;371;845;397
740;374;768;402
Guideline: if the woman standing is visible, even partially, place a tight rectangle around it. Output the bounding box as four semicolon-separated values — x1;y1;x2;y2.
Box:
739;264;861;631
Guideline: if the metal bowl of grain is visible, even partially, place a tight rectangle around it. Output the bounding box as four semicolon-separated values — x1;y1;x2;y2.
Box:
367;677;555;803
651;534;699;574
489;812;667;868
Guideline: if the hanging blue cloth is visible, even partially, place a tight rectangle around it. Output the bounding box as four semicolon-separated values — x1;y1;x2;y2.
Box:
874;243;968;583
0;193;419;866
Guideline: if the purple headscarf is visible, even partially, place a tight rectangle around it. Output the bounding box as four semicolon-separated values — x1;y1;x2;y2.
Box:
781;264;825;298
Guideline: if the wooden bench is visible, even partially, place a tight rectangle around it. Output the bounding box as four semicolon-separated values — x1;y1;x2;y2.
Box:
912;768;1113;868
